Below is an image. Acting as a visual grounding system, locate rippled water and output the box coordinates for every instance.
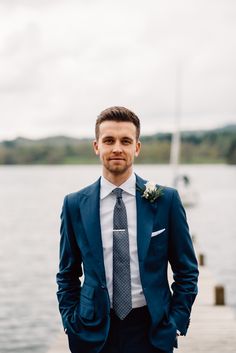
[0,165,235,353]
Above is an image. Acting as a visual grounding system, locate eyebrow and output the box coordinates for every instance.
[102,136,134,141]
[102,135,114,139]
[122,137,134,142]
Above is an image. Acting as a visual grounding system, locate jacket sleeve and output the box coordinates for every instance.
[56,195,82,331]
[168,189,199,335]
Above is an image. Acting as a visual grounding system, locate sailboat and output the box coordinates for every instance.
[170,65,198,208]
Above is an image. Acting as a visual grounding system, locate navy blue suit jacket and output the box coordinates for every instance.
[56,174,199,353]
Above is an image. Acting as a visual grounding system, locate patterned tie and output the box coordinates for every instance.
[112,188,132,320]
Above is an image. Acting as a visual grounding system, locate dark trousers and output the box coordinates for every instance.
[100,306,173,353]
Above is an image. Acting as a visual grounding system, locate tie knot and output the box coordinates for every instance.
[112,188,123,199]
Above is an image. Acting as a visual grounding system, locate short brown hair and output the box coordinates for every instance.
[95,106,140,140]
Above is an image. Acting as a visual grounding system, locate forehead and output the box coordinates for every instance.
[98,120,137,138]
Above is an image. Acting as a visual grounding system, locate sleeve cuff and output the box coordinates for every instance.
[176,329,181,336]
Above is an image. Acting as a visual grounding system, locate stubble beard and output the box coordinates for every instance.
[105,160,132,176]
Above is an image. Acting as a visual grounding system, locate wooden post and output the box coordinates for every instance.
[215,285,225,305]
[199,253,205,266]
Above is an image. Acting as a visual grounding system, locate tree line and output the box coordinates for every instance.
[0,125,235,165]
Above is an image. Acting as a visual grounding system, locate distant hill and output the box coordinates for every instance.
[6,135,88,146]
[0,124,235,164]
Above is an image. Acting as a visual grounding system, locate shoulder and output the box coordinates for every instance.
[154,185,179,208]
[64,177,101,207]
[160,185,177,199]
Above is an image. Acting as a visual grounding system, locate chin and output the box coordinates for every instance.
[111,168,126,174]
[108,165,128,174]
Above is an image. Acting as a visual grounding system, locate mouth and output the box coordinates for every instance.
[109,158,125,161]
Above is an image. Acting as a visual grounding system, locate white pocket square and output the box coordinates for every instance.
[151,228,166,237]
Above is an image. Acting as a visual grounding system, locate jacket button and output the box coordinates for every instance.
[101,284,106,289]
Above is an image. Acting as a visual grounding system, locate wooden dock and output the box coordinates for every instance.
[48,264,236,353]
[47,331,68,353]
[177,265,236,352]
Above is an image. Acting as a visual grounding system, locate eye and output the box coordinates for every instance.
[122,139,132,145]
[104,138,114,144]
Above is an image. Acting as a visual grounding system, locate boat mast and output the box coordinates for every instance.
[170,64,182,187]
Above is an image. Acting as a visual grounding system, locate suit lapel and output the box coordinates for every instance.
[79,178,106,281]
[79,174,159,280]
[136,174,156,262]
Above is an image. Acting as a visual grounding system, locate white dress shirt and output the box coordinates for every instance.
[100,173,146,308]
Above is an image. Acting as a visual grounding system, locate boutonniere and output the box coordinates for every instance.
[137,181,164,203]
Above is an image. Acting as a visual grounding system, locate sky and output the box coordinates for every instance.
[0,0,236,140]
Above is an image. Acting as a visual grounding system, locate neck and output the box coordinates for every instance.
[102,168,133,186]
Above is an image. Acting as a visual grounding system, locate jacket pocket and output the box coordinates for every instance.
[79,284,95,320]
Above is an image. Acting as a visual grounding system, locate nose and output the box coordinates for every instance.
[112,141,123,153]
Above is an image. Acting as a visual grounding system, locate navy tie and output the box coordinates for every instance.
[112,188,132,320]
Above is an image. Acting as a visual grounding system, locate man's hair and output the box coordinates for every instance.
[95,106,140,140]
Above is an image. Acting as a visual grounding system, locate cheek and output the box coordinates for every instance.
[99,149,109,159]
[130,147,138,157]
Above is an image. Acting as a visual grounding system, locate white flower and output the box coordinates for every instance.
[138,181,164,203]
[144,181,156,192]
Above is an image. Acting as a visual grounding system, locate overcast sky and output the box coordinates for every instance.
[0,0,236,140]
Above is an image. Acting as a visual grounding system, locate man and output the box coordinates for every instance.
[56,106,199,353]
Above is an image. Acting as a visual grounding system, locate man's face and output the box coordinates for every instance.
[93,120,141,178]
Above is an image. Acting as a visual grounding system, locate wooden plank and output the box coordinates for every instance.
[178,265,236,353]
[47,332,68,353]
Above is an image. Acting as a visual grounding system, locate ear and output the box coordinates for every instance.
[93,140,99,155]
[135,140,141,157]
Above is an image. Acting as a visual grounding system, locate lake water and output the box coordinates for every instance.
[0,165,235,353]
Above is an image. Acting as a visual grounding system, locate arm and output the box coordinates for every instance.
[56,195,83,331]
[168,190,199,335]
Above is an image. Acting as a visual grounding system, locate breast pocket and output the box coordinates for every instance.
[149,228,168,257]
[151,228,166,237]
[79,284,95,320]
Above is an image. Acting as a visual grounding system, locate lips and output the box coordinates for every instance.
[109,158,125,161]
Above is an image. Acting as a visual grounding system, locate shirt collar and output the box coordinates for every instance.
[100,173,136,200]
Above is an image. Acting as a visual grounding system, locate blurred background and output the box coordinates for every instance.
[0,1,235,352]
